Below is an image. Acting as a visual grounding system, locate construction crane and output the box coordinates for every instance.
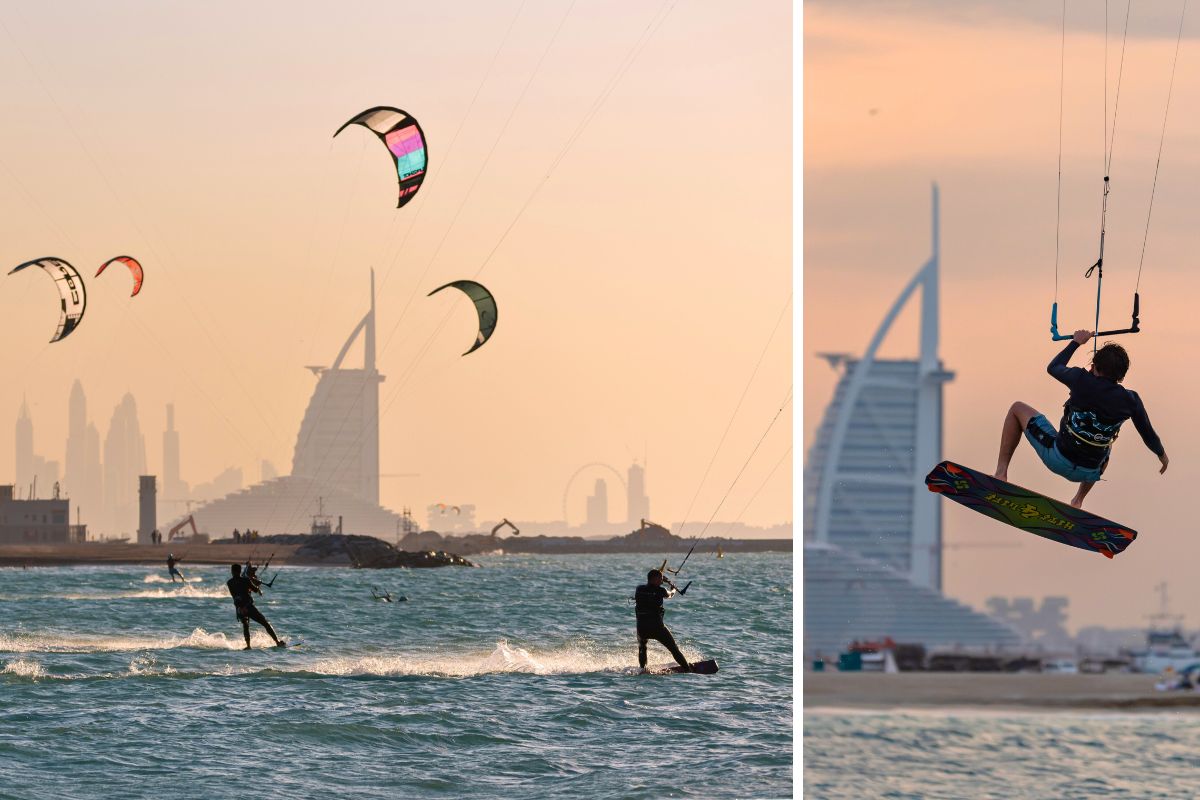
[490,518,520,537]
[169,515,199,541]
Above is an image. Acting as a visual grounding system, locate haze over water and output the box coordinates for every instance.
[0,554,792,798]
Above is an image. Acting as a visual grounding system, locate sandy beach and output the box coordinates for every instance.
[805,672,1200,711]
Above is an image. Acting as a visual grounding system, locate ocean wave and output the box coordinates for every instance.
[0,627,276,654]
[302,640,699,678]
[142,575,204,584]
[2,658,46,679]
[56,585,228,600]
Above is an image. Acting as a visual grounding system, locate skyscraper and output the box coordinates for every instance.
[805,186,952,590]
[586,478,609,528]
[803,185,1020,657]
[15,398,32,492]
[626,462,650,525]
[65,382,86,488]
[83,422,102,526]
[163,403,184,500]
[291,270,383,504]
[15,398,60,500]
[65,381,102,527]
[159,273,405,539]
[103,393,147,535]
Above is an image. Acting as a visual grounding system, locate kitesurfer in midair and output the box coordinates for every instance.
[226,563,285,649]
[166,553,185,583]
[993,329,1168,508]
[634,569,690,673]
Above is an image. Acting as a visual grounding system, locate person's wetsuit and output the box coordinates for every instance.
[1044,340,1165,470]
[166,556,184,583]
[226,574,281,648]
[634,583,688,671]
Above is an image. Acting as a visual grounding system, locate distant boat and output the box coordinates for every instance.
[1128,583,1200,673]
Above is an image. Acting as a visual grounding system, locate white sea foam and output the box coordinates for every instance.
[0,627,274,654]
[2,658,46,678]
[143,574,204,584]
[58,585,227,600]
[304,640,685,678]
[127,654,177,676]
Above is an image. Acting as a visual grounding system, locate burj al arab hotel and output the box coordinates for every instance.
[803,186,1021,658]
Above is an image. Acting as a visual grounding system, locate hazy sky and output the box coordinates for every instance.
[805,1,1200,629]
[0,2,792,533]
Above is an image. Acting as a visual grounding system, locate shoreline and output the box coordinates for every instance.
[0,543,303,567]
[804,672,1200,711]
[0,542,793,566]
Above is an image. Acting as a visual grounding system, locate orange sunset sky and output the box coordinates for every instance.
[805,1,1200,630]
[0,3,792,534]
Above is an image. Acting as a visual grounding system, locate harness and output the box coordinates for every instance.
[1064,405,1123,449]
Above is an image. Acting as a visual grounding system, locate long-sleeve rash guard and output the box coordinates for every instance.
[1047,341,1164,469]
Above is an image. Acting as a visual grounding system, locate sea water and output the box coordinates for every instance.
[0,553,792,799]
[805,707,1200,799]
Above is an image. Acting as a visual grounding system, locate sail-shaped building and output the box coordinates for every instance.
[803,186,1022,656]
[163,273,403,538]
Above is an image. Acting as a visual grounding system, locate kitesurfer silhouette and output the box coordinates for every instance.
[227,563,284,649]
[634,569,690,673]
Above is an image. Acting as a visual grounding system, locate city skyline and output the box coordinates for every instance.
[11,381,788,538]
[9,274,788,538]
[0,0,791,536]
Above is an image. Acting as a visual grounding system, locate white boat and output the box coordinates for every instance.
[1129,629,1200,674]
[1128,583,1200,673]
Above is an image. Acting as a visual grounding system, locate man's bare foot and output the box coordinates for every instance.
[993,470,1008,482]
[1069,497,1084,509]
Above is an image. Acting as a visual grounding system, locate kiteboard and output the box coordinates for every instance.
[653,659,719,675]
[925,461,1137,558]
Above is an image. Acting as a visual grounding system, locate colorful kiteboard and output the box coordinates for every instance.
[925,461,1137,558]
[654,659,719,675]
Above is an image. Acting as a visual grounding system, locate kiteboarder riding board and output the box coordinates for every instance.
[926,461,1136,558]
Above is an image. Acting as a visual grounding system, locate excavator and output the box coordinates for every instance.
[168,515,199,542]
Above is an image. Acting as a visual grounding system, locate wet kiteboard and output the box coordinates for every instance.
[654,659,719,675]
[925,461,1137,558]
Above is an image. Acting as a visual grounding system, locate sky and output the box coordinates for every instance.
[804,0,1200,630]
[0,1,792,536]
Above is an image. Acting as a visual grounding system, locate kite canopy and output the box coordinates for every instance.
[334,106,428,208]
[95,255,144,297]
[8,257,87,343]
[427,280,497,356]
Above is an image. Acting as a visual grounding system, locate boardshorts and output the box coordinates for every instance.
[1024,414,1106,483]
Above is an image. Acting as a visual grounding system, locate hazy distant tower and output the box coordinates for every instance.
[65,382,87,497]
[162,404,186,499]
[103,393,148,535]
[84,422,102,522]
[138,475,157,545]
[65,381,103,529]
[291,271,383,503]
[586,478,609,529]
[626,462,650,525]
[14,399,60,499]
[14,398,32,492]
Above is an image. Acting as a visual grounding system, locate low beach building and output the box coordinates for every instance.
[0,485,86,544]
[804,543,1022,659]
